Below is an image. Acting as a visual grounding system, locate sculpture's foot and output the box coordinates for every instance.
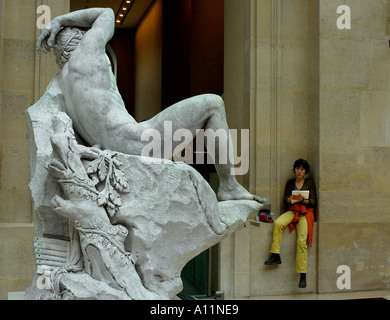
[208,214,227,235]
[217,182,268,204]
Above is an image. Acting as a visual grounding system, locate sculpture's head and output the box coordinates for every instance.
[53,27,86,69]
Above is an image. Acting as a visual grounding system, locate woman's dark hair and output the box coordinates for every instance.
[293,159,310,175]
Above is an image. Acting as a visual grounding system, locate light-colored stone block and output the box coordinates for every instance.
[234,226,250,273]
[2,0,37,41]
[319,90,361,145]
[0,0,70,299]
[0,224,35,300]
[0,139,30,190]
[2,39,35,92]
[359,90,390,148]
[280,41,307,91]
[320,0,388,40]
[280,0,307,42]
[320,37,371,89]
[318,222,390,293]
[8,291,25,300]
[0,187,32,224]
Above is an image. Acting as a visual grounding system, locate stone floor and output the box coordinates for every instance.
[234,290,390,300]
[9,289,390,300]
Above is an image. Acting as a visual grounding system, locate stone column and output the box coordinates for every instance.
[222,0,390,298]
[222,0,320,298]
[317,0,390,293]
[0,0,69,299]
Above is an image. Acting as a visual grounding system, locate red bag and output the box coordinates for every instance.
[257,210,274,223]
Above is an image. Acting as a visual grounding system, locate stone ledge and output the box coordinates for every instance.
[248,221,318,297]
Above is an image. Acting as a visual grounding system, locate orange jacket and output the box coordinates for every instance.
[287,203,315,247]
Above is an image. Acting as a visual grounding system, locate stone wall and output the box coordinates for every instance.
[318,0,390,293]
[222,0,390,298]
[1,0,390,300]
[0,0,69,300]
[222,0,320,298]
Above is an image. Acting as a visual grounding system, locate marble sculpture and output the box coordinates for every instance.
[24,8,265,300]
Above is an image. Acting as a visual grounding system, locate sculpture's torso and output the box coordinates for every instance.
[58,39,137,152]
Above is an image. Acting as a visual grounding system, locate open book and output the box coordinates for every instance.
[291,190,310,204]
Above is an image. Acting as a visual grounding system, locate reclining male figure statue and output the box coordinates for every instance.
[37,8,265,204]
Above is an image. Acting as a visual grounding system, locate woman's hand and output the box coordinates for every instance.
[291,194,304,202]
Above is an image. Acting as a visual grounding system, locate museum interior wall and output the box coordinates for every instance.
[221,0,320,298]
[109,29,136,117]
[134,0,162,121]
[0,0,70,300]
[222,0,390,298]
[111,0,224,121]
[317,0,390,293]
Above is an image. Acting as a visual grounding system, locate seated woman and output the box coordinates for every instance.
[264,159,317,288]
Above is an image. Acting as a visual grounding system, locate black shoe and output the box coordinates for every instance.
[298,274,307,288]
[264,253,281,265]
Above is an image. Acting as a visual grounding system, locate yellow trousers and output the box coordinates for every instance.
[270,211,308,273]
